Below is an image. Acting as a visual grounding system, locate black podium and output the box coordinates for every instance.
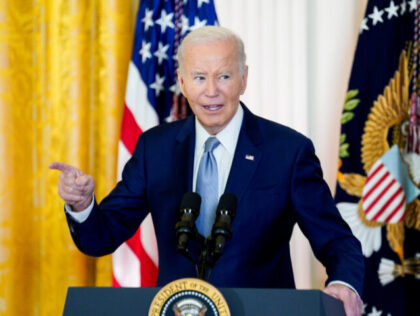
[63,286,345,315]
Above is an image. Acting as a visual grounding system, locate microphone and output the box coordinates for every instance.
[175,192,201,253]
[211,193,237,256]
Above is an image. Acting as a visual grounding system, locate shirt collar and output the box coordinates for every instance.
[195,104,244,154]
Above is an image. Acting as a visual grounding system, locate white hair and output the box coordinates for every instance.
[177,26,246,75]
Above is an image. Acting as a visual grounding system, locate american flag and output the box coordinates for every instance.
[112,0,218,287]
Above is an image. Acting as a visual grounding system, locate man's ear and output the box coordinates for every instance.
[176,68,185,96]
[240,65,249,95]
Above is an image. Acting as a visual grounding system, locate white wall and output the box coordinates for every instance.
[214,0,368,289]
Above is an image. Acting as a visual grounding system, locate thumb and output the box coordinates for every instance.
[75,174,91,186]
[323,287,339,299]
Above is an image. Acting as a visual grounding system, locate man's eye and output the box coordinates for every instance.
[194,76,205,81]
[220,75,230,80]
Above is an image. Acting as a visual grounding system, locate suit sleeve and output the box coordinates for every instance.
[290,138,364,295]
[66,135,150,257]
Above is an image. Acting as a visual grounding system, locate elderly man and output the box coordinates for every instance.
[50,26,363,316]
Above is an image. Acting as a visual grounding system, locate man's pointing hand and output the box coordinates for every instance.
[49,162,94,212]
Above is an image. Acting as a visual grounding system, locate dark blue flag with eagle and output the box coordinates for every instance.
[335,0,420,315]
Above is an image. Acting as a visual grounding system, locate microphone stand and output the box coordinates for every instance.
[180,229,230,281]
[198,235,222,280]
[197,238,209,279]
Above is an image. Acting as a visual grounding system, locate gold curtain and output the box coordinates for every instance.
[0,0,139,314]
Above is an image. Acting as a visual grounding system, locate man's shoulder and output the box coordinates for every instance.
[248,110,310,146]
[141,116,193,141]
[259,116,304,136]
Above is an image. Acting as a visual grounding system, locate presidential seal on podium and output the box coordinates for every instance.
[148,278,230,316]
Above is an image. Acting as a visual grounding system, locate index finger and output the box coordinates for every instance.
[49,162,77,175]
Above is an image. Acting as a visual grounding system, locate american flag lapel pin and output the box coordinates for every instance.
[245,154,254,161]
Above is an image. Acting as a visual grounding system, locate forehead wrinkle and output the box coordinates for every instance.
[187,58,236,76]
[190,68,231,76]
[192,71,206,75]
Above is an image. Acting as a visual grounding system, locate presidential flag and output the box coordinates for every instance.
[113,0,218,287]
[335,0,420,315]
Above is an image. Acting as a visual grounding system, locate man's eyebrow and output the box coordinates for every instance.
[192,71,206,76]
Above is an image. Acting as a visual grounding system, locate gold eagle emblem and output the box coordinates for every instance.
[337,50,420,265]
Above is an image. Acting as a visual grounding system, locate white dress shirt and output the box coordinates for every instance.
[192,104,243,197]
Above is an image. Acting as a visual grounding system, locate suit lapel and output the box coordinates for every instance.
[173,116,196,194]
[173,105,263,202]
[225,105,263,203]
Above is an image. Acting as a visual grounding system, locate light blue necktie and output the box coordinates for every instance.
[196,137,220,237]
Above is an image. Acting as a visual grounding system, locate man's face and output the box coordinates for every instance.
[177,38,248,135]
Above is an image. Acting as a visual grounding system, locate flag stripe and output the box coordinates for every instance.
[371,183,402,221]
[125,61,159,131]
[140,213,159,266]
[363,167,389,202]
[117,141,132,181]
[366,161,383,182]
[112,274,121,287]
[120,105,143,154]
[364,176,395,214]
[138,225,159,285]
[125,227,142,254]
[363,176,396,212]
[112,242,141,287]
[386,201,406,223]
[370,185,402,221]
[384,194,406,223]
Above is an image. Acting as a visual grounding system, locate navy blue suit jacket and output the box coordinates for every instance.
[66,105,364,293]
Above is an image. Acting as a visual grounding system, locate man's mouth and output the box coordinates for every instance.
[203,104,223,111]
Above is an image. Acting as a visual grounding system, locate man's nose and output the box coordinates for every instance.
[205,79,218,97]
